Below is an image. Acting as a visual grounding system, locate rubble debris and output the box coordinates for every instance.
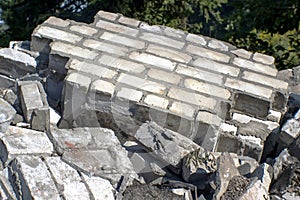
[0,98,16,133]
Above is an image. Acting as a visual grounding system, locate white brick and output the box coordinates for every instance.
[220,123,237,135]
[139,22,163,33]
[168,87,216,110]
[100,32,145,49]
[51,42,97,60]
[34,26,82,43]
[70,25,97,36]
[96,10,119,21]
[164,27,185,39]
[45,157,90,200]
[186,45,231,63]
[83,39,128,56]
[253,52,275,65]
[44,16,70,27]
[144,94,169,109]
[82,174,116,200]
[129,52,176,71]
[192,57,240,77]
[186,33,206,45]
[117,87,143,102]
[231,49,252,59]
[146,44,192,63]
[169,102,196,118]
[208,39,229,51]
[98,55,145,73]
[140,32,185,49]
[242,71,288,90]
[96,20,138,36]
[91,80,115,96]
[233,57,277,77]
[184,79,231,99]
[225,78,273,99]
[196,111,222,126]
[267,110,282,123]
[148,68,181,84]
[69,59,117,79]
[66,72,91,89]
[176,64,223,85]
[118,73,166,94]
[118,16,140,27]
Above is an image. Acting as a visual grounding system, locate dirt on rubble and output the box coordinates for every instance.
[220,175,251,200]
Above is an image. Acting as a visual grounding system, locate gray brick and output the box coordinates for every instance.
[129,52,176,71]
[118,16,140,27]
[96,10,119,21]
[98,55,145,73]
[233,57,277,77]
[164,27,186,39]
[208,39,229,51]
[44,16,70,27]
[193,57,240,77]
[184,78,231,99]
[90,79,115,101]
[186,33,206,45]
[140,32,185,49]
[70,25,97,36]
[69,59,117,79]
[45,157,90,200]
[186,45,231,63]
[225,78,273,99]
[242,71,288,90]
[116,87,143,102]
[168,87,216,110]
[83,39,128,56]
[148,68,181,84]
[100,32,145,49]
[253,52,275,65]
[176,64,223,85]
[231,49,252,59]
[117,73,166,94]
[169,101,196,118]
[144,94,169,109]
[33,26,82,44]
[146,44,192,63]
[96,20,139,36]
[51,42,97,60]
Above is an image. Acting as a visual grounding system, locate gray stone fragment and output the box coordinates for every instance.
[19,81,50,131]
[239,179,269,200]
[0,75,15,89]
[279,109,300,146]
[251,163,273,191]
[9,156,60,200]
[0,167,17,200]
[0,98,16,133]
[134,121,200,174]
[237,156,259,176]
[0,48,36,78]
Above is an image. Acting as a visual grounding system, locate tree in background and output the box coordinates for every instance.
[0,0,299,70]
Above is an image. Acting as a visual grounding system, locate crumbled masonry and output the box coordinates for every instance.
[0,10,299,199]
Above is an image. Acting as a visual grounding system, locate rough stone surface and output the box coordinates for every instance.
[0,98,16,133]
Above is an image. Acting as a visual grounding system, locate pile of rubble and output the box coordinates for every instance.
[0,10,299,199]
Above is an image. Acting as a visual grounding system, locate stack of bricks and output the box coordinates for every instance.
[31,10,289,161]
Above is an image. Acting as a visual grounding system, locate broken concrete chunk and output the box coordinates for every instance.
[0,126,53,169]
[251,163,273,191]
[0,98,16,133]
[0,48,36,78]
[279,109,300,146]
[0,167,17,200]
[19,81,50,131]
[9,156,60,200]
[134,121,201,174]
[237,156,259,176]
[239,179,269,200]
[0,75,15,89]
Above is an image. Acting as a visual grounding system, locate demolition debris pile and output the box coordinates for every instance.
[0,10,299,200]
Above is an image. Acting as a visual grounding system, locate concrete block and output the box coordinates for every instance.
[192,57,240,77]
[143,95,169,109]
[99,55,145,73]
[216,134,242,153]
[83,39,128,56]
[70,25,97,36]
[96,20,138,36]
[238,135,263,161]
[0,48,36,78]
[280,117,300,145]
[118,73,166,94]
[239,180,269,200]
[233,57,277,76]
[251,163,273,191]
[253,52,275,65]
[169,102,196,119]
[0,98,16,133]
[118,16,141,27]
[19,81,50,131]
[129,52,176,71]
[0,75,15,89]
[45,157,90,200]
[186,33,207,45]
[186,45,231,63]
[44,16,70,27]
[82,174,116,200]
[0,126,53,168]
[208,39,229,51]
[9,156,60,200]
[164,27,186,39]
[100,32,145,49]
[168,87,216,110]
[0,168,17,199]
[139,22,163,33]
[140,32,185,49]
[184,78,231,99]
[231,48,252,59]
[266,110,282,123]
[148,68,182,85]
[134,122,200,174]
[116,87,143,102]
[225,78,273,99]
[90,79,115,101]
[96,10,119,21]
[146,44,192,63]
